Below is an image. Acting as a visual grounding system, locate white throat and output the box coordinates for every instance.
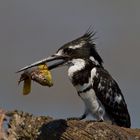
[68,59,85,80]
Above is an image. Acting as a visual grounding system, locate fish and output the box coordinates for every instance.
[18,64,53,95]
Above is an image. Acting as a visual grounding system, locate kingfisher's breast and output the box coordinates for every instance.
[79,88,99,111]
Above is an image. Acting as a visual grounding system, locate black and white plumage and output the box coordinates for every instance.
[68,58,130,127]
[17,30,131,128]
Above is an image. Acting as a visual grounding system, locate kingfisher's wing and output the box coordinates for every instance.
[92,67,131,128]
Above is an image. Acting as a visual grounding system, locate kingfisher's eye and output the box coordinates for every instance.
[64,48,72,54]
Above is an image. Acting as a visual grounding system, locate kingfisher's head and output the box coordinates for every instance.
[17,30,103,73]
[55,30,103,65]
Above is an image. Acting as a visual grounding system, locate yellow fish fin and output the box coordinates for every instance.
[23,78,31,95]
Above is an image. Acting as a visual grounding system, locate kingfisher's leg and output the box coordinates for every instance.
[86,105,105,123]
[67,109,89,120]
[97,105,105,121]
[79,112,87,120]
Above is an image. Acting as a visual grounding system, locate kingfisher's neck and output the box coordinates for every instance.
[68,58,97,70]
[68,59,95,84]
[68,59,86,72]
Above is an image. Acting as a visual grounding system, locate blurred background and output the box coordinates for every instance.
[0,1,139,128]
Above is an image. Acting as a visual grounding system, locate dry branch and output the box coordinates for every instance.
[0,109,139,140]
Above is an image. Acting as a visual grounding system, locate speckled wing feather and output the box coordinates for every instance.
[92,67,131,128]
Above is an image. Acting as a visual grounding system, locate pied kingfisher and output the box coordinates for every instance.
[17,30,131,128]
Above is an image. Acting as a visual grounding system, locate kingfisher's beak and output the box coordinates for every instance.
[16,54,69,73]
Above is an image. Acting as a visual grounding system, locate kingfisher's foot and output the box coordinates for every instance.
[67,113,87,121]
[98,119,103,122]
